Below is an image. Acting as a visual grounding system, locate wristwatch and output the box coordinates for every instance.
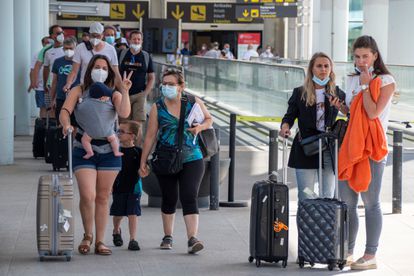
[361,84,369,91]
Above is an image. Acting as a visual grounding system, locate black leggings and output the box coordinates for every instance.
[156,159,205,216]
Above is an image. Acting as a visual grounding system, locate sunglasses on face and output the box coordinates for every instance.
[117,129,133,135]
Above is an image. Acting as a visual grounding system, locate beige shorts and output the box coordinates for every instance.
[128,92,147,122]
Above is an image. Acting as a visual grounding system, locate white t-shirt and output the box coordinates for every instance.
[260,51,274,58]
[73,42,118,83]
[345,74,396,137]
[315,88,326,131]
[44,47,64,85]
[30,53,43,91]
[242,49,259,61]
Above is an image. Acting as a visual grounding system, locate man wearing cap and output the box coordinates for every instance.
[63,22,122,91]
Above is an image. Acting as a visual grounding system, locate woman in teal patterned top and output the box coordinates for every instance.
[139,68,213,254]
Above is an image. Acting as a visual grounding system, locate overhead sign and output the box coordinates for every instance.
[57,1,149,21]
[167,2,297,23]
[237,0,297,3]
[235,4,297,19]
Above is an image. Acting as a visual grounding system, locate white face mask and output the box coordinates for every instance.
[90,38,101,47]
[91,68,108,83]
[56,34,64,44]
[64,49,75,58]
[130,44,142,52]
[266,49,271,53]
[202,46,206,50]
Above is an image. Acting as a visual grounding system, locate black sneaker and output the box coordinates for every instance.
[128,239,140,251]
[112,229,123,247]
[187,237,204,254]
[160,235,173,250]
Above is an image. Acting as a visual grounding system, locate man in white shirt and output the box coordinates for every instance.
[43,26,65,93]
[260,45,274,58]
[204,42,221,59]
[242,44,259,61]
[63,22,122,91]
[223,43,235,60]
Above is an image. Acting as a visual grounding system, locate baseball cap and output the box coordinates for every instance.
[89,22,104,34]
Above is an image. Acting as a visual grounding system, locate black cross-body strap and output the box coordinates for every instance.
[176,96,187,150]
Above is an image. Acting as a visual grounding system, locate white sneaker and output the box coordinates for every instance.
[351,257,377,270]
[345,255,353,266]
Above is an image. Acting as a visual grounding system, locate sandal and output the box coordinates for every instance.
[95,241,112,255]
[78,233,93,255]
[112,228,123,247]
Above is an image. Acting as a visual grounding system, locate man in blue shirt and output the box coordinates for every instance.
[50,37,81,123]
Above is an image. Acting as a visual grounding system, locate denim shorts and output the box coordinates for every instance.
[35,90,46,108]
[72,147,122,172]
[110,193,142,216]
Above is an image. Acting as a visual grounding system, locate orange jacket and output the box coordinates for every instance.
[338,77,388,192]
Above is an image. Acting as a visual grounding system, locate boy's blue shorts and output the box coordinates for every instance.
[110,193,142,216]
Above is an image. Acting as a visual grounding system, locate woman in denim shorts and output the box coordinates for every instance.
[60,54,133,255]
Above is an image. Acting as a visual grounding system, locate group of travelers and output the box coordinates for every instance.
[30,20,394,270]
[280,35,395,270]
[30,21,208,256]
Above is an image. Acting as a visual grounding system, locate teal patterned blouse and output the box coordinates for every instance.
[156,98,203,163]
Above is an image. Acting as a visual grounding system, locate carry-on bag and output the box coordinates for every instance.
[51,127,69,171]
[297,138,348,271]
[248,138,289,268]
[37,128,74,261]
[33,117,46,158]
[44,112,57,164]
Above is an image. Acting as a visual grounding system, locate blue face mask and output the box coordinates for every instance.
[312,76,330,86]
[105,36,115,44]
[161,85,178,99]
[355,66,374,74]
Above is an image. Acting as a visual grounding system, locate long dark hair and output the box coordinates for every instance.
[352,35,391,75]
[83,54,115,91]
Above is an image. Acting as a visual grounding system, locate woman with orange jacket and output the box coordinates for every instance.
[339,36,396,270]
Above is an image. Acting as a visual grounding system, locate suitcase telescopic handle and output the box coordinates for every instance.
[319,137,339,199]
[67,128,73,179]
[282,136,288,185]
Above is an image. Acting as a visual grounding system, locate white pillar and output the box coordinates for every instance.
[314,0,348,61]
[14,0,31,135]
[363,0,389,62]
[0,0,14,164]
[30,0,49,118]
[387,0,414,65]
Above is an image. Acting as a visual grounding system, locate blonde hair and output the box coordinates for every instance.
[302,52,336,106]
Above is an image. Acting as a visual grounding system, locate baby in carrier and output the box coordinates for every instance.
[81,82,123,159]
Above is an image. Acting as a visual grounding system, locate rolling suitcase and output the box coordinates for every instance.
[249,138,289,268]
[37,129,74,261]
[33,118,46,158]
[297,138,348,271]
[44,112,57,164]
[51,127,69,171]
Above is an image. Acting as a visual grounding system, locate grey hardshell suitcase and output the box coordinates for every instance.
[36,129,74,261]
[297,138,348,271]
[249,138,289,268]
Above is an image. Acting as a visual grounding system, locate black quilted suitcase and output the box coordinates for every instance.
[249,139,289,268]
[297,139,348,271]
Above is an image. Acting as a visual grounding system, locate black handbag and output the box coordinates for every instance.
[299,132,329,157]
[198,128,219,158]
[151,97,187,175]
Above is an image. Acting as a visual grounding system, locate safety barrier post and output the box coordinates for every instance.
[220,113,248,207]
[392,130,403,214]
[268,129,278,175]
[209,128,220,210]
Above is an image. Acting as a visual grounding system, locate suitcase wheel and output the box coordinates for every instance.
[282,259,287,268]
[39,256,45,262]
[248,256,254,263]
[328,263,335,271]
[53,166,56,171]
[338,262,344,270]
[66,256,71,262]
[310,262,315,267]
[255,259,261,267]
[298,257,305,268]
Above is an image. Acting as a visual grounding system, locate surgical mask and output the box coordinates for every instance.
[64,49,75,58]
[105,36,115,44]
[312,75,330,86]
[355,65,374,74]
[161,85,178,99]
[130,43,142,52]
[266,49,271,53]
[56,33,64,44]
[202,46,206,50]
[91,68,108,83]
[116,31,121,39]
[90,38,101,47]
[224,48,229,53]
